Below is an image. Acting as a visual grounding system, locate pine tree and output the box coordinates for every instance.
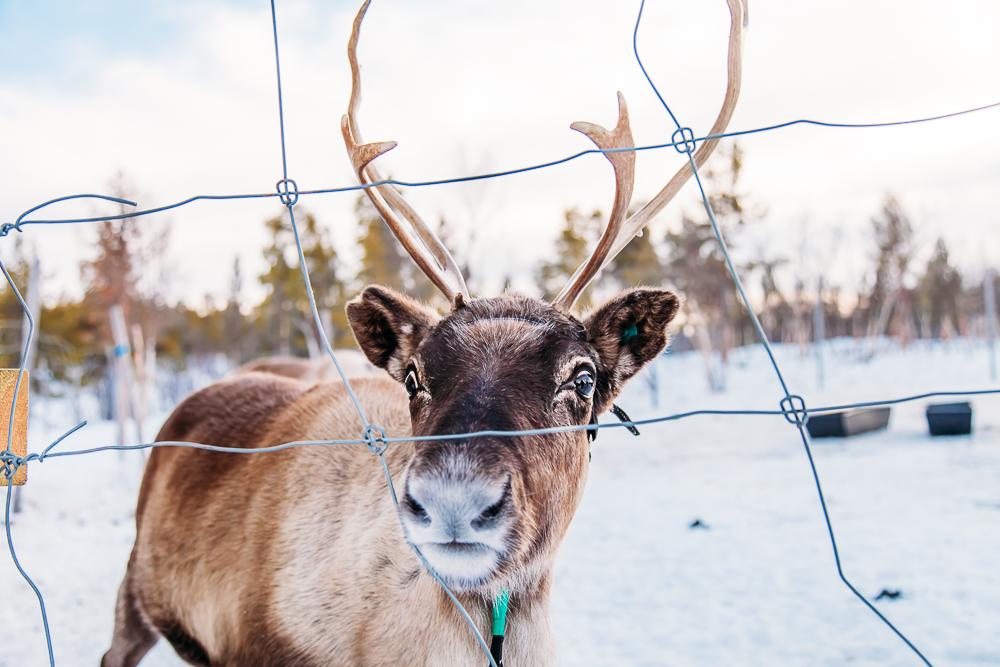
[79,173,170,383]
[355,195,408,292]
[258,209,347,354]
[607,225,663,289]
[744,252,789,339]
[224,257,246,362]
[661,142,761,390]
[867,195,915,338]
[298,212,351,348]
[258,214,297,354]
[82,204,141,330]
[916,238,963,338]
[537,208,601,308]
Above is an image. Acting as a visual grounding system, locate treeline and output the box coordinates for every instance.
[536,145,995,390]
[541,145,992,329]
[1,146,997,396]
[0,193,443,394]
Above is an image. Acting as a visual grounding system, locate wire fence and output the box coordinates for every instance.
[2,1,998,665]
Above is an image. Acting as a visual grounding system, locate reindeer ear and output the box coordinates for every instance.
[585,288,680,413]
[346,286,438,381]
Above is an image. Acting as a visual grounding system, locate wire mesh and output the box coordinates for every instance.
[2,1,998,665]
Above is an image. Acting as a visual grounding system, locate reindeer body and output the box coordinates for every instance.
[106,371,554,666]
[103,0,745,662]
[232,351,377,383]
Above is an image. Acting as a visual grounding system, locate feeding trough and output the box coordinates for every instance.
[806,406,891,439]
[925,402,972,436]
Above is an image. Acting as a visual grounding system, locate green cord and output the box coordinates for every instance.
[491,589,510,637]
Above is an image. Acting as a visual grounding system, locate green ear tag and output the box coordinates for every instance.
[622,323,638,343]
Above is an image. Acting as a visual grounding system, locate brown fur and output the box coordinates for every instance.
[103,287,677,666]
[232,351,377,383]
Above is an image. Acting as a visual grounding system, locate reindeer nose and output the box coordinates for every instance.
[402,474,512,540]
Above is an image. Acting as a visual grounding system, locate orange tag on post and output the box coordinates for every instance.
[0,369,29,486]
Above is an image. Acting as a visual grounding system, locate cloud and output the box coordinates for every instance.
[2,0,998,307]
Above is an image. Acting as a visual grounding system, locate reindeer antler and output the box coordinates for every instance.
[552,93,636,310]
[553,0,748,311]
[342,0,469,306]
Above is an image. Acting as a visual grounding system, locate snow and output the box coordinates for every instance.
[1,341,998,666]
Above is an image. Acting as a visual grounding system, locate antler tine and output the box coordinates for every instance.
[552,92,636,311]
[342,0,469,304]
[554,0,747,310]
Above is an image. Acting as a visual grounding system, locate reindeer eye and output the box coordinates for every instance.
[573,370,595,399]
[404,369,421,399]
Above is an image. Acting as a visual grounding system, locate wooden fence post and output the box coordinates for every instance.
[0,369,29,487]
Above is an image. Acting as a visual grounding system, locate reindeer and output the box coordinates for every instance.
[232,351,378,383]
[101,1,745,665]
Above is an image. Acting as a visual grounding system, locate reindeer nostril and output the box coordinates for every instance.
[472,481,511,530]
[477,500,504,523]
[403,490,431,526]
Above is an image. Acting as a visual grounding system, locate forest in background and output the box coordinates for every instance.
[1,144,996,403]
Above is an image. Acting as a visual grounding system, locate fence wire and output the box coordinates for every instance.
[1,0,998,665]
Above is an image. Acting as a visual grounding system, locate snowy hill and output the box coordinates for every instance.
[2,341,998,666]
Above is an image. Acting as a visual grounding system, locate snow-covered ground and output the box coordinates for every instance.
[2,340,998,666]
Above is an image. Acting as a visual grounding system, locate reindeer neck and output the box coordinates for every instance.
[377,547,557,667]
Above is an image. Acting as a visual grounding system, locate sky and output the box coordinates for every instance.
[1,0,998,308]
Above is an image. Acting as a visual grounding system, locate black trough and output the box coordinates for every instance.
[806,406,891,439]
[925,402,972,436]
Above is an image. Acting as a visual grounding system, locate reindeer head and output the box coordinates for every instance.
[348,285,678,589]
[342,0,745,592]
